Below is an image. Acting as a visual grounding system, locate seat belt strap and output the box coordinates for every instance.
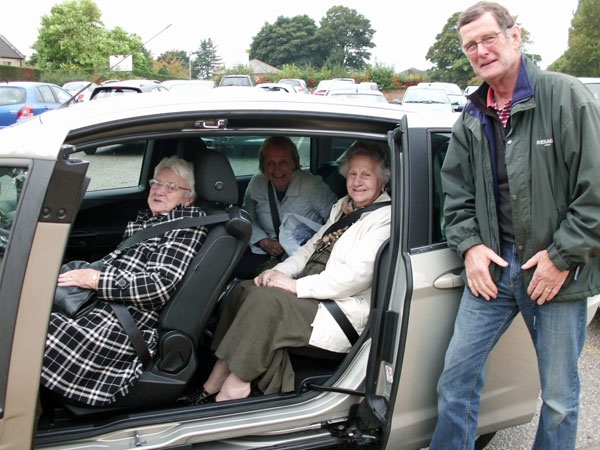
[322,300,359,346]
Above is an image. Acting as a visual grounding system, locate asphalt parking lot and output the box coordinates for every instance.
[486,311,600,449]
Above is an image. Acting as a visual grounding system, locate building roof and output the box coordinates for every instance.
[0,35,25,60]
[249,59,280,74]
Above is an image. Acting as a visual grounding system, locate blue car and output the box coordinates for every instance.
[0,81,72,129]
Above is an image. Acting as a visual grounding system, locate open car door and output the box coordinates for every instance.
[352,120,540,450]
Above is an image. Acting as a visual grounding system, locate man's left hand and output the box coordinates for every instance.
[255,269,297,294]
[522,250,569,305]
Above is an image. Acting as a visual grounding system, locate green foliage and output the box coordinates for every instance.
[316,6,375,71]
[0,66,40,82]
[425,12,474,87]
[192,38,223,79]
[250,15,322,68]
[551,0,600,76]
[32,0,105,70]
[365,64,395,91]
[31,0,153,77]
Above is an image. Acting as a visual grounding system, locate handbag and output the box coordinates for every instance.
[52,260,105,319]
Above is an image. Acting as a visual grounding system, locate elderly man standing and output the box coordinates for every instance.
[430,2,600,449]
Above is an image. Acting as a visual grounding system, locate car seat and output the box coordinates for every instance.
[62,150,252,415]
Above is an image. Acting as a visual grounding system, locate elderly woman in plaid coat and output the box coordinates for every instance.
[41,156,207,407]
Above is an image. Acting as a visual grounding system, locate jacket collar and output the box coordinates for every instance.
[467,56,535,115]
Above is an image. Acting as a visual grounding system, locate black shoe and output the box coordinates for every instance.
[177,388,218,405]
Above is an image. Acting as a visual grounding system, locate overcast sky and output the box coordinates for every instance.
[2,0,579,72]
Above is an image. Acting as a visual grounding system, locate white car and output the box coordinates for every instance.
[395,86,455,113]
[419,81,467,111]
[579,77,600,104]
[0,91,597,449]
[255,82,297,93]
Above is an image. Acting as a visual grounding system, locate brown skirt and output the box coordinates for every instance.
[212,280,319,394]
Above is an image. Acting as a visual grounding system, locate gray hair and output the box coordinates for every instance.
[458,1,516,36]
[338,141,391,186]
[153,155,196,200]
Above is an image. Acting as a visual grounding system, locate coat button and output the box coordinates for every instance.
[512,195,518,201]
[518,245,524,251]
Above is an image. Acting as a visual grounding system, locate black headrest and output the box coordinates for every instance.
[194,150,238,205]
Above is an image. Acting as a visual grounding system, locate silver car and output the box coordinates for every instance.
[0,91,597,449]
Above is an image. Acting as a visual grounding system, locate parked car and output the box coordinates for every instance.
[62,81,98,103]
[90,79,168,100]
[579,77,600,104]
[279,78,309,94]
[464,85,480,96]
[359,81,379,91]
[325,88,389,105]
[1,91,598,449]
[0,81,72,129]
[164,79,216,92]
[255,82,297,93]
[218,74,254,87]
[394,86,455,113]
[314,79,356,96]
[418,82,467,111]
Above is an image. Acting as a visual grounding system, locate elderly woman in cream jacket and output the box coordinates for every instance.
[200,141,391,402]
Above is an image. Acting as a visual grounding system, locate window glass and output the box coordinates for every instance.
[0,87,26,105]
[36,85,56,103]
[80,141,146,191]
[52,86,72,103]
[430,132,451,244]
[205,136,310,177]
[0,167,28,267]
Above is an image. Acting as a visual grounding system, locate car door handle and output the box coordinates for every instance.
[433,271,465,289]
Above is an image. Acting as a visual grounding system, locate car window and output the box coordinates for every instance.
[36,85,56,103]
[205,136,310,177]
[584,82,600,104]
[430,131,451,244]
[0,87,26,105]
[0,167,28,267]
[52,86,72,103]
[80,141,146,191]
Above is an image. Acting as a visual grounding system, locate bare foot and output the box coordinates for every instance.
[203,359,231,394]
[216,373,251,402]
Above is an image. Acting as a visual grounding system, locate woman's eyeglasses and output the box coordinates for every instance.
[148,179,191,193]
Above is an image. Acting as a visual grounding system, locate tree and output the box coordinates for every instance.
[249,16,321,68]
[156,50,189,79]
[316,6,375,71]
[550,0,600,76]
[31,0,154,74]
[31,0,105,70]
[425,12,474,87]
[192,39,222,79]
[426,12,541,87]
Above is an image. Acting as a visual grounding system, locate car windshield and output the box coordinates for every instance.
[63,82,88,92]
[404,89,449,104]
[330,93,388,104]
[0,87,26,106]
[221,77,250,86]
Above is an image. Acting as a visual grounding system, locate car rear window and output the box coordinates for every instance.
[0,87,26,106]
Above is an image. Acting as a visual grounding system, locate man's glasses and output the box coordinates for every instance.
[148,179,191,193]
[463,31,503,55]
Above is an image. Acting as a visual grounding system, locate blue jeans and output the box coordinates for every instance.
[430,243,587,450]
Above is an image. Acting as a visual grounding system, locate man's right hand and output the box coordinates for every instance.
[464,244,508,300]
[259,238,285,257]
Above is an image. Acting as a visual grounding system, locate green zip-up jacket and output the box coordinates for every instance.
[442,57,600,302]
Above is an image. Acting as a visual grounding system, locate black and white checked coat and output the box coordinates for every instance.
[41,205,207,406]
